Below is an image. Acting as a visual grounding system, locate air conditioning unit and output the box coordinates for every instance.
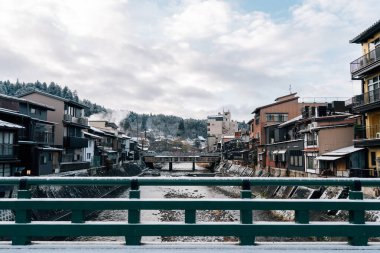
[376,132,380,139]
[64,114,72,122]
[311,122,318,128]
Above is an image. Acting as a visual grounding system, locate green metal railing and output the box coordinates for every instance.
[0,177,380,246]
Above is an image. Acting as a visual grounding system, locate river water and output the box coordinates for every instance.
[73,163,284,243]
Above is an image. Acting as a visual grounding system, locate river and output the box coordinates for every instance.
[73,163,283,243]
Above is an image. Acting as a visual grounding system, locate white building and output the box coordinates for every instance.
[207,111,238,152]
[83,131,102,166]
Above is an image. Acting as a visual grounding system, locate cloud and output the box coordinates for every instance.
[0,0,379,122]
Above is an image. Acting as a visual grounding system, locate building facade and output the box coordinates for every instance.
[207,111,238,152]
[19,90,89,172]
[349,20,380,177]
[0,94,60,175]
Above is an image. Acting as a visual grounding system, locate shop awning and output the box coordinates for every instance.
[278,150,286,154]
[315,156,342,161]
[272,150,279,154]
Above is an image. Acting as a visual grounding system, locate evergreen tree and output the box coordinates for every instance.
[177,119,185,137]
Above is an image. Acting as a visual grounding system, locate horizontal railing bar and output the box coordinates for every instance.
[1,199,380,210]
[1,223,380,237]
[1,177,380,187]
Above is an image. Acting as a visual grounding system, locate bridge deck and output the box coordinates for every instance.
[143,155,221,163]
[1,242,380,253]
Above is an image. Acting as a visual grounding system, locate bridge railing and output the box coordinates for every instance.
[0,177,380,246]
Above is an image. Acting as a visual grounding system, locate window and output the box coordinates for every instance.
[255,114,260,125]
[40,154,47,165]
[0,132,14,156]
[307,156,315,170]
[371,152,376,166]
[290,150,303,167]
[0,164,11,176]
[306,133,317,146]
[368,75,380,103]
[298,156,303,167]
[65,105,82,118]
[87,153,91,159]
[266,113,288,122]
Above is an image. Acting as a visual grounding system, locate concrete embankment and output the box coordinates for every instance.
[0,162,143,222]
[213,161,380,222]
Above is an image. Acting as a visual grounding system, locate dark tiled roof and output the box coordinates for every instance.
[350,20,380,43]
[251,96,299,114]
[0,93,55,111]
[18,90,89,109]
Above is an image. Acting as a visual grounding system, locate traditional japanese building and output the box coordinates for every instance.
[0,94,60,175]
[19,90,89,172]
[349,20,380,177]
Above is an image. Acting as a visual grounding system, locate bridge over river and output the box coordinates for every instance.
[0,176,380,251]
[143,153,221,171]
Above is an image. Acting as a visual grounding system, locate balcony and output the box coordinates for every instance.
[33,132,54,145]
[354,124,380,147]
[351,47,380,78]
[64,136,88,149]
[63,114,88,127]
[351,87,380,113]
[0,144,17,160]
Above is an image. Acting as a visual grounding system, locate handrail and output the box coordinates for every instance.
[0,177,379,246]
[0,176,379,187]
[350,46,380,74]
[1,198,380,210]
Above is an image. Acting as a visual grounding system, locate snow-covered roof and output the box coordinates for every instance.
[278,115,302,128]
[197,136,206,141]
[0,120,24,129]
[90,126,104,134]
[322,145,364,156]
[121,134,131,139]
[222,135,235,139]
[315,156,342,161]
[84,131,102,139]
[36,147,63,151]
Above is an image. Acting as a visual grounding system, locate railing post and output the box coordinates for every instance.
[348,180,367,246]
[13,178,31,245]
[71,210,85,223]
[126,179,141,245]
[240,179,254,245]
[295,210,309,224]
[185,209,196,224]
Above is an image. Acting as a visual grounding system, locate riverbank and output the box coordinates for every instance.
[0,162,144,222]
[213,161,380,223]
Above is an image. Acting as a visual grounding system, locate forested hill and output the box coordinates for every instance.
[120,112,207,139]
[0,80,107,116]
[0,80,208,138]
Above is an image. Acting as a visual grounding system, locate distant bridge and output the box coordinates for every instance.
[142,153,221,171]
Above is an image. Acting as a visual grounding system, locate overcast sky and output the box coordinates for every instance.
[0,0,379,121]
